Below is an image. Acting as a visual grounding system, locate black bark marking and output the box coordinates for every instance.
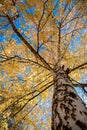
[72,107,76,112]
[69,92,77,99]
[68,98,73,104]
[68,98,74,107]
[71,113,76,120]
[84,111,87,115]
[63,125,72,130]
[65,106,69,114]
[74,105,77,107]
[57,123,62,130]
[67,121,69,125]
[80,111,82,114]
[56,111,63,130]
[76,120,87,130]
[60,103,65,110]
[64,115,69,120]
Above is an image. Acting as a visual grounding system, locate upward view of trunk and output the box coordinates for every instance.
[51,67,87,130]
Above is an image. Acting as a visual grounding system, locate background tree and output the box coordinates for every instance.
[0,0,87,129]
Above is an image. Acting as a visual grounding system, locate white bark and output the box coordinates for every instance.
[51,67,87,130]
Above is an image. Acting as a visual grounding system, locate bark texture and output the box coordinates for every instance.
[51,67,87,130]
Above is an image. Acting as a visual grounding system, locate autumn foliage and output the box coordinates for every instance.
[0,0,87,129]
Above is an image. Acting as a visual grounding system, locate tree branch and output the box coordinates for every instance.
[69,62,87,73]
[62,15,83,28]
[11,81,53,118]
[0,43,8,57]
[39,0,59,31]
[73,84,87,88]
[57,24,61,59]
[0,55,50,69]
[2,74,52,114]
[70,77,87,88]
[5,14,54,73]
[61,1,81,24]
[62,26,87,38]
[37,0,48,52]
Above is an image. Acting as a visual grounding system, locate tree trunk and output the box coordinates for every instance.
[51,67,87,130]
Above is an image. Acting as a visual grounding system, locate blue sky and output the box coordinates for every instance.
[0,1,87,128]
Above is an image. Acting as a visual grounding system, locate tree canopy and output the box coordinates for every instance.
[0,0,87,129]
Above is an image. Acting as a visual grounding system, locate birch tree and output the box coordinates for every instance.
[0,0,87,130]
